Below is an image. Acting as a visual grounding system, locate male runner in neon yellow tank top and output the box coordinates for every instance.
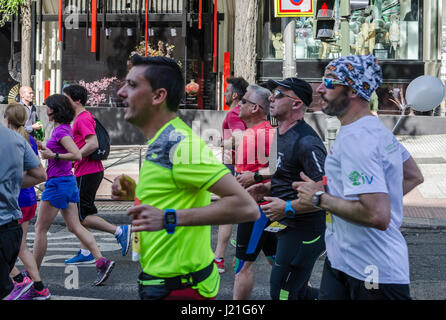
[112,55,259,300]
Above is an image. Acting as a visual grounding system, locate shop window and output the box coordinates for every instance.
[260,0,420,60]
[349,0,419,60]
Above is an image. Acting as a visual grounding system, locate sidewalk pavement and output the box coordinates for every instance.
[46,134,446,230]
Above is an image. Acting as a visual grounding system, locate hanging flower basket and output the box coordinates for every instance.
[186,79,199,96]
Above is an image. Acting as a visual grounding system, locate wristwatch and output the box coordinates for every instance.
[284,201,296,218]
[54,153,60,161]
[254,171,263,183]
[312,191,325,209]
[164,209,177,235]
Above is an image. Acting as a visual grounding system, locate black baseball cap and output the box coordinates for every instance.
[267,78,313,106]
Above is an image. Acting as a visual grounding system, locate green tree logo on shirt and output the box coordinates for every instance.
[349,171,374,186]
[349,171,362,186]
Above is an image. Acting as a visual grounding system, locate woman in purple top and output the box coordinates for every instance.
[34,94,115,286]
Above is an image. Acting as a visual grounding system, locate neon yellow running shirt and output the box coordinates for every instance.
[136,117,230,298]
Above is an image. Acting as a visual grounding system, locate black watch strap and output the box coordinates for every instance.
[254,171,263,183]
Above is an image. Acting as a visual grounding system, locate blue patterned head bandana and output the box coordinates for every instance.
[326,54,382,101]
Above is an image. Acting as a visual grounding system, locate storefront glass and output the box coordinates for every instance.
[261,0,420,61]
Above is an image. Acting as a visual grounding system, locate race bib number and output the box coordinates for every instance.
[326,211,332,224]
[264,221,287,233]
[326,211,333,233]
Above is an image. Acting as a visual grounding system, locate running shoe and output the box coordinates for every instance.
[3,276,33,300]
[230,239,237,248]
[116,225,131,256]
[214,258,225,274]
[93,257,115,286]
[19,286,51,300]
[64,250,95,265]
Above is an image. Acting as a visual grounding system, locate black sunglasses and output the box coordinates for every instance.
[241,98,264,109]
[273,89,301,102]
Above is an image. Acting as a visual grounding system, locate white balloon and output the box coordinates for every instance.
[405,76,445,112]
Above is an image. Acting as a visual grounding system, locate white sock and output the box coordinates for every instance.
[81,249,91,256]
[114,226,123,237]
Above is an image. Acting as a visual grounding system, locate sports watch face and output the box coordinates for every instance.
[165,212,176,225]
[312,194,319,206]
[312,191,324,208]
[254,172,263,183]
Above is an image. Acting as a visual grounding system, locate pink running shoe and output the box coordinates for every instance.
[19,286,51,300]
[3,277,33,300]
[93,257,115,286]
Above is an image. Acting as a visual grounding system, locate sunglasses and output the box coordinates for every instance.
[323,77,347,89]
[272,89,301,102]
[241,98,264,109]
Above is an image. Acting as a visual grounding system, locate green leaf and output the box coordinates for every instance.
[0,0,28,27]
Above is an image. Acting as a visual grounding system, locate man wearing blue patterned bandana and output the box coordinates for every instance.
[293,55,425,300]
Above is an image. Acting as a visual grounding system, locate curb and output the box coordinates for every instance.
[402,217,446,230]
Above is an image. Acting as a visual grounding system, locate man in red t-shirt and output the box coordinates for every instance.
[214,77,249,274]
[232,85,276,300]
[63,85,131,265]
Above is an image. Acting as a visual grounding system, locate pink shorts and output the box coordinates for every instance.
[20,203,37,224]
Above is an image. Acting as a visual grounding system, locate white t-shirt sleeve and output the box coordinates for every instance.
[340,133,388,197]
[399,141,411,162]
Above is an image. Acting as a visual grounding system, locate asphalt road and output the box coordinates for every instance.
[20,222,446,300]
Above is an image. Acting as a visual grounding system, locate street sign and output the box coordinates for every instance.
[274,0,314,17]
[315,0,336,41]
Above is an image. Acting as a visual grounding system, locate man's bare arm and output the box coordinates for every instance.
[294,172,391,231]
[318,192,391,231]
[80,134,99,158]
[402,156,424,196]
[22,165,46,189]
[177,173,259,226]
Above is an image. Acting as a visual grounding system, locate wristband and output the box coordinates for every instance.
[284,201,296,217]
[164,209,177,235]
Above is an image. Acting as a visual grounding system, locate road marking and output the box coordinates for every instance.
[51,296,103,300]
[19,230,122,267]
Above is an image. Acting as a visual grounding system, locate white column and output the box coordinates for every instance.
[283,18,296,78]
[50,22,57,95]
[56,40,62,93]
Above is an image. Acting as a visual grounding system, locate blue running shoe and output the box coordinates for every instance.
[116,225,131,256]
[64,250,95,265]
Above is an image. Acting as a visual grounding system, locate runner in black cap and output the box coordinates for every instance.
[247,77,327,300]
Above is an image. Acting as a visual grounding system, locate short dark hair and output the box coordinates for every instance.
[44,94,75,124]
[226,77,249,100]
[63,84,89,106]
[130,54,184,112]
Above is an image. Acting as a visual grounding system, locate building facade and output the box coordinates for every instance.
[0,0,219,109]
[255,0,443,115]
[0,0,443,114]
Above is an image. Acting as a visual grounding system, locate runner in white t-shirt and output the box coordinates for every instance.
[294,55,424,300]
